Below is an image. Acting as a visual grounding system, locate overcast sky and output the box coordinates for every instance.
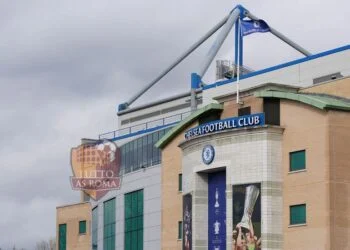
[0,0,349,249]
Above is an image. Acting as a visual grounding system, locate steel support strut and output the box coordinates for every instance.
[190,7,240,112]
[198,8,240,78]
[119,4,312,112]
[119,14,231,111]
[245,12,312,56]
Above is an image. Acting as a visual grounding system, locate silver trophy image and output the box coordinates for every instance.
[238,185,260,230]
[215,188,220,208]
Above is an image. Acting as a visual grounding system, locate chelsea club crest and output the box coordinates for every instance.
[202,145,215,165]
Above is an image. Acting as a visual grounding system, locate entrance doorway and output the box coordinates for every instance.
[208,171,226,250]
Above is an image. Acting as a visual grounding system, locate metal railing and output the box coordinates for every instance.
[99,111,191,140]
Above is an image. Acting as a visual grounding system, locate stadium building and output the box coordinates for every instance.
[56,4,350,250]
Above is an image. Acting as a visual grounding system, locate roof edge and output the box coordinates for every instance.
[204,44,350,90]
[155,103,223,149]
[56,201,91,209]
[254,90,350,111]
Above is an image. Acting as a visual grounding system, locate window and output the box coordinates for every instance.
[121,146,126,174]
[92,207,98,250]
[178,221,183,239]
[120,128,169,175]
[125,142,130,174]
[142,135,148,168]
[264,98,280,125]
[136,137,143,170]
[152,132,159,165]
[290,150,306,172]
[133,139,138,170]
[238,106,251,116]
[178,174,182,192]
[58,224,67,250]
[79,220,86,234]
[199,113,220,125]
[125,190,143,250]
[290,204,306,225]
[104,198,116,250]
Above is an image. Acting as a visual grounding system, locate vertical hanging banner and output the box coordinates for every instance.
[232,183,261,250]
[183,194,192,250]
[208,171,226,250]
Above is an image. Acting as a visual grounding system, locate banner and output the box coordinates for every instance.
[185,113,265,140]
[232,183,261,250]
[240,20,270,36]
[183,194,192,250]
[70,139,122,201]
[208,171,226,250]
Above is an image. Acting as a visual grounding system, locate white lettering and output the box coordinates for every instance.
[209,124,215,132]
[254,116,260,124]
[232,119,237,127]
[105,170,114,178]
[214,122,219,131]
[219,122,224,130]
[247,117,254,125]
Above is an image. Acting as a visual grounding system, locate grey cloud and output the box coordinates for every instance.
[0,0,349,249]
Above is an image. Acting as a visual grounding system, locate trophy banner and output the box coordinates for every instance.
[208,171,226,250]
[232,183,261,250]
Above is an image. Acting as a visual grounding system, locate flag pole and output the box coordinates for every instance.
[236,18,241,104]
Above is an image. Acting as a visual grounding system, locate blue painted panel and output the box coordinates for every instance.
[185,113,265,140]
[208,171,226,250]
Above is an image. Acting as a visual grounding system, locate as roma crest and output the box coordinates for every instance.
[70,139,122,201]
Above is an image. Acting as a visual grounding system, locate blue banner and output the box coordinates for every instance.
[183,194,192,250]
[185,113,265,140]
[241,20,270,36]
[208,171,226,250]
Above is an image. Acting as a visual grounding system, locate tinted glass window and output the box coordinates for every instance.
[290,204,306,225]
[264,98,280,125]
[125,190,143,250]
[290,150,306,172]
[103,198,116,250]
[120,128,169,175]
[238,106,251,116]
[92,207,98,250]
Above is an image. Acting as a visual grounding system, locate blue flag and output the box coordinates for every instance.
[240,19,270,36]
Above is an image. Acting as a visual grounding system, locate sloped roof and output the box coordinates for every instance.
[155,103,223,149]
[255,90,350,111]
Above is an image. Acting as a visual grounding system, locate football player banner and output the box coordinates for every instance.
[183,194,192,250]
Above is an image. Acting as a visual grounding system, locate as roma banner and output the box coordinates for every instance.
[70,139,122,201]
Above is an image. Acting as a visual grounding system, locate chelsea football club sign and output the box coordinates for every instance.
[185,113,265,140]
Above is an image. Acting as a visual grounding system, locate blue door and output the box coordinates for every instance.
[208,171,226,250]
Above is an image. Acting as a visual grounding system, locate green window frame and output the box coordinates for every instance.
[290,204,306,225]
[79,220,87,234]
[178,221,183,239]
[125,189,143,250]
[290,150,306,172]
[104,198,116,250]
[178,174,182,192]
[58,224,67,250]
